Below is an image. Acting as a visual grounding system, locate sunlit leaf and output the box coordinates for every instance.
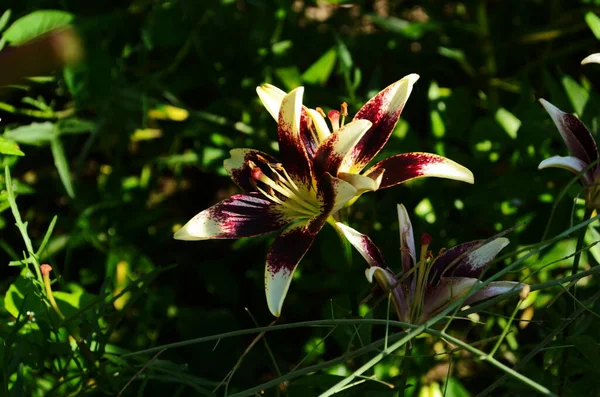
[585,12,600,40]
[3,10,73,45]
[4,122,57,146]
[302,47,337,85]
[0,137,24,156]
[50,137,75,198]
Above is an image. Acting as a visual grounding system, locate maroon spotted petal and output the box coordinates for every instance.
[224,149,281,193]
[540,99,599,165]
[277,88,315,188]
[173,193,289,241]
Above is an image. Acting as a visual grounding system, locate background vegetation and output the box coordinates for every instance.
[2,0,600,395]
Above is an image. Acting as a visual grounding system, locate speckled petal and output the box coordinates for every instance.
[443,238,510,279]
[313,119,373,177]
[174,193,289,240]
[421,277,478,322]
[224,148,281,192]
[539,99,598,165]
[318,172,358,214]
[348,74,419,173]
[364,152,474,189]
[335,222,386,268]
[397,204,416,275]
[278,87,315,187]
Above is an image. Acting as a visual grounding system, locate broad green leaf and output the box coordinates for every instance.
[0,10,11,33]
[4,274,45,319]
[57,118,96,134]
[3,10,73,45]
[0,137,24,156]
[53,284,96,318]
[4,122,57,146]
[274,66,302,91]
[302,47,337,85]
[370,15,437,39]
[50,138,75,198]
[585,12,600,40]
[337,40,353,72]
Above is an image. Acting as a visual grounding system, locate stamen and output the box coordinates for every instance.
[316,107,326,118]
[340,102,348,127]
[328,110,340,131]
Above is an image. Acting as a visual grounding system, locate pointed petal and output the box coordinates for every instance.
[538,155,593,184]
[335,222,386,268]
[429,240,484,284]
[318,172,358,214]
[397,204,416,275]
[421,277,478,322]
[257,84,287,121]
[464,281,524,306]
[582,53,600,65]
[174,193,289,240]
[265,215,326,316]
[224,148,281,192]
[306,108,331,141]
[338,172,382,194]
[445,237,510,279]
[313,119,373,177]
[278,87,314,186]
[539,99,598,164]
[364,152,474,190]
[349,74,420,172]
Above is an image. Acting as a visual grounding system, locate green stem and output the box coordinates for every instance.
[559,207,593,397]
[397,342,413,396]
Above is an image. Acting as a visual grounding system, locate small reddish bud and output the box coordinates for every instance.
[340,102,348,117]
[40,264,53,276]
[328,110,340,130]
[250,167,263,180]
[420,233,433,246]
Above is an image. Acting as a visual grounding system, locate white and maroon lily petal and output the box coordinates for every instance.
[348,74,420,173]
[265,206,332,317]
[335,223,386,268]
[420,277,479,322]
[538,155,594,184]
[464,281,524,306]
[539,99,598,165]
[256,84,287,121]
[313,119,373,177]
[318,172,358,214]
[582,53,600,65]
[440,237,510,280]
[257,84,319,160]
[338,171,383,195]
[277,87,315,187]
[397,204,416,276]
[364,152,474,190]
[173,193,289,241]
[429,240,484,283]
[224,148,282,193]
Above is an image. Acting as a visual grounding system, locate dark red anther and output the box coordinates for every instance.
[420,232,433,246]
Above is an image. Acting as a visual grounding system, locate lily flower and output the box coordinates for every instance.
[336,204,524,324]
[537,99,600,209]
[174,76,474,317]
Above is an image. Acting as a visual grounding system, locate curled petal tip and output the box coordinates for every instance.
[403,73,420,85]
[582,53,600,65]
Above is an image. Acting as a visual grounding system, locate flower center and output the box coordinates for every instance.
[248,156,320,218]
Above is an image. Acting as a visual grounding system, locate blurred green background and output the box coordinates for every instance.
[2,0,600,395]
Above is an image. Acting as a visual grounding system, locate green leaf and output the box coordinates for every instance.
[561,74,589,115]
[495,107,521,139]
[370,15,438,39]
[274,66,302,91]
[569,335,600,374]
[53,284,96,318]
[0,10,12,33]
[3,10,73,45]
[4,274,45,319]
[585,12,600,40]
[302,47,337,85]
[50,138,75,198]
[0,137,24,156]
[4,122,57,146]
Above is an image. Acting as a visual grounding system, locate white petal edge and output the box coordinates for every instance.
[397,204,416,264]
[174,214,221,241]
[266,266,295,317]
[335,222,384,268]
[538,155,592,183]
[256,84,287,121]
[464,237,510,271]
[420,159,475,184]
[582,53,600,65]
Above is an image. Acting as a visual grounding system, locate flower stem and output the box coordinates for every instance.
[559,207,593,396]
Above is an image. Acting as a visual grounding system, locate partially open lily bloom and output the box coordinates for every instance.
[538,99,600,209]
[336,204,524,324]
[175,75,474,317]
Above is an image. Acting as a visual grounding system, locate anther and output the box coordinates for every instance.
[316,107,326,118]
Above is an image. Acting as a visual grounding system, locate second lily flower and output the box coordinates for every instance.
[175,74,474,317]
